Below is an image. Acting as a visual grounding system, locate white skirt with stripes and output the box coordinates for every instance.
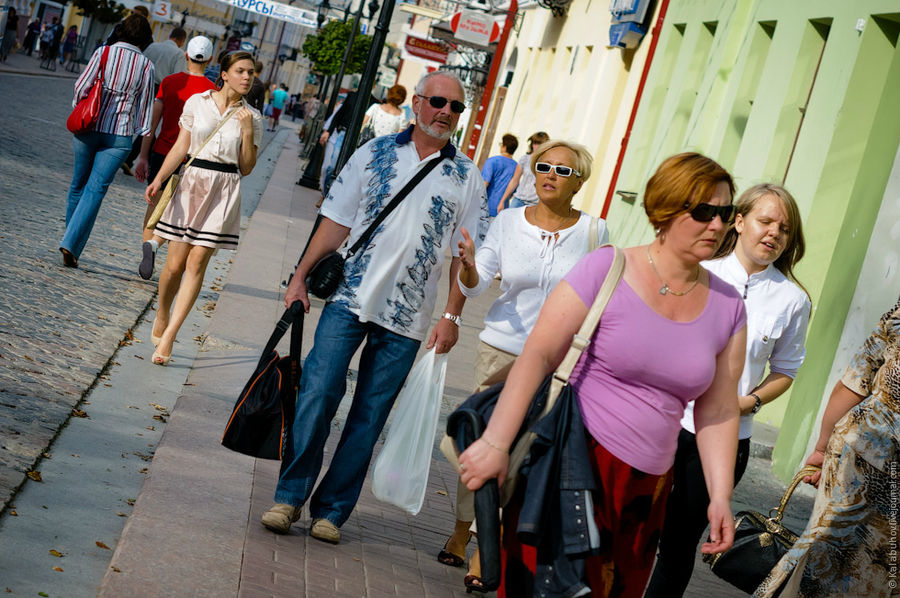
[154,165,241,249]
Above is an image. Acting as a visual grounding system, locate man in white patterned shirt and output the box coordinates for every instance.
[261,71,489,544]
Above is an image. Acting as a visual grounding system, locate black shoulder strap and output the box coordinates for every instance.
[346,154,444,258]
[259,301,304,364]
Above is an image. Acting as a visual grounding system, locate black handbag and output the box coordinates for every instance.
[305,154,444,299]
[443,246,624,592]
[702,465,820,594]
[221,301,303,460]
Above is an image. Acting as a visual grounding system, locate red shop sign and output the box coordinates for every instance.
[404,35,449,64]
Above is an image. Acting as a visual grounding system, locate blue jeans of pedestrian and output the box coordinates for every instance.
[61,132,133,259]
[274,302,420,527]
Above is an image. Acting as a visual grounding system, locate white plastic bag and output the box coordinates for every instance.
[372,348,448,514]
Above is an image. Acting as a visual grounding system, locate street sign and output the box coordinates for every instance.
[219,0,319,29]
[403,34,448,64]
[151,0,174,22]
[450,9,500,46]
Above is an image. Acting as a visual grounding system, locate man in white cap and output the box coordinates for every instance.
[134,35,217,279]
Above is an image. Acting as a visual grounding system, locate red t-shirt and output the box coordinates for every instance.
[152,72,217,155]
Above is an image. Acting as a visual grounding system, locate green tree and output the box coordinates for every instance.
[301,20,372,75]
[72,0,129,23]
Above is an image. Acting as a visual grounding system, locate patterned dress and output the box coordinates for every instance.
[755,297,900,598]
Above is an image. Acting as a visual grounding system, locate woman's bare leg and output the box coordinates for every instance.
[155,243,215,357]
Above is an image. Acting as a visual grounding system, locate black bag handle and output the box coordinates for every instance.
[345,154,443,258]
[259,301,304,367]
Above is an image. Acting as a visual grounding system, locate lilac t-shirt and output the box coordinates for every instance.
[564,247,746,475]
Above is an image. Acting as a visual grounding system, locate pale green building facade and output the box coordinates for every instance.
[602,0,900,479]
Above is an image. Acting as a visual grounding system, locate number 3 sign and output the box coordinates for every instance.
[152,0,171,22]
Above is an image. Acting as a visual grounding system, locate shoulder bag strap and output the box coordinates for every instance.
[97,46,109,85]
[258,302,304,366]
[183,103,241,170]
[544,244,624,417]
[345,154,444,257]
[588,216,599,252]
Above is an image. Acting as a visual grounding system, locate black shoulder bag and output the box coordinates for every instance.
[306,155,444,299]
[221,301,303,460]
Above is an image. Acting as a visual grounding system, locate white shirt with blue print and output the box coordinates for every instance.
[319,126,490,341]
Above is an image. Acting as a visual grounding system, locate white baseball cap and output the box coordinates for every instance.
[186,36,213,62]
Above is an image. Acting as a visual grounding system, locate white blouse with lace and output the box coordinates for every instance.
[458,208,608,354]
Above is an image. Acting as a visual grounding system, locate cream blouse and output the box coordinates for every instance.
[179,90,263,165]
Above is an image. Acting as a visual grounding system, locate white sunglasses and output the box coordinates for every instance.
[535,162,580,177]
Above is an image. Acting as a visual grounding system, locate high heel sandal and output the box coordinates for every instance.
[463,547,486,594]
[152,350,171,366]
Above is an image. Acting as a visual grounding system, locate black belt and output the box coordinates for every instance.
[187,157,238,173]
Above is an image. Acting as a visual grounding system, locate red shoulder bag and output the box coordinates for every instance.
[66,46,110,135]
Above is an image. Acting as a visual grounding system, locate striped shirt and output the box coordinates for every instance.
[72,42,155,137]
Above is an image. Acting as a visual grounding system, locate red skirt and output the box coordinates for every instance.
[499,436,673,598]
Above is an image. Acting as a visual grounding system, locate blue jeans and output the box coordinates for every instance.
[61,132,133,259]
[275,302,420,527]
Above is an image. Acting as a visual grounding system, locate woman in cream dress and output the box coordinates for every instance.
[144,50,262,365]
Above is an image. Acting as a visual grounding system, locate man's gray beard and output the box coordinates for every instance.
[418,120,454,141]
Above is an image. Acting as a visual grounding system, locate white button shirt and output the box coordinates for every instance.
[682,252,811,439]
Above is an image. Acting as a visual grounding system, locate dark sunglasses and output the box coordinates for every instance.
[418,95,466,114]
[535,162,580,177]
[685,202,736,223]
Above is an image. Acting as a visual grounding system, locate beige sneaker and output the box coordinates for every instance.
[309,518,340,544]
[261,503,303,534]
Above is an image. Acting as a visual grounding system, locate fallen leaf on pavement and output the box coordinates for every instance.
[39,592,49,597]
[134,354,144,360]
[145,426,155,431]
[126,498,135,506]
[52,567,63,572]
[9,510,16,516]
[71,409,89,418]
[111,566,121,573]
[96,541,111,550]
[436,490,448,496]
[139,468,148,474]
[152,414,167,423]
[27,471,43,482]
[42,452,51,459]
[116,512,127,517]
[49,550,63,557]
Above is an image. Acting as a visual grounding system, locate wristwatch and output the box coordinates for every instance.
[750,393,763,414]
[443,313,462,327]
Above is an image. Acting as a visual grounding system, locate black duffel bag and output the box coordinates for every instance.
[221,301,303,460]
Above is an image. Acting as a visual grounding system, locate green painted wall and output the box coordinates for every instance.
[604,0,900,480]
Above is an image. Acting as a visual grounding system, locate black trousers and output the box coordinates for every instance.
[644,428,751,598]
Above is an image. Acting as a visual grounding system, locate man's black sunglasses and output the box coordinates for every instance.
[418,95,466,114]
[685,202,736,223]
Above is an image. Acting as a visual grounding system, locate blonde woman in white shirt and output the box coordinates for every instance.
[646,183,811,598]
[438,140,608,593]
[144,51,263,365]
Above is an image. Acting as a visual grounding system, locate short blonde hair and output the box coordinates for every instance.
[530,140,594,181]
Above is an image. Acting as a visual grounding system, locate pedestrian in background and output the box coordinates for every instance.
[441,139,608,593]
[39,17,60,60]
[23,18,40,56]
[458,152,746,597]
[0,8,18,62]
[59,14,154,268]
[755,295,900,598]
[268,82,288,131]
[60,25,78,65]
[144,51,261,365]
[646,183,811,598]
[358,84,407,145]
[261,71,488,545]
[481,134,518,218]
[143,27,187,87]
[134,35,216,280]
[499,131,550,211]
[244,60,265,111]
[318,89,379,196]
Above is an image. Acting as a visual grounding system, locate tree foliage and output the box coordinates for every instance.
[301,20,372,75]
[72,0,128,24]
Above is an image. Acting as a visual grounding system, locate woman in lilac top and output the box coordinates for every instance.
[458,152,747,597]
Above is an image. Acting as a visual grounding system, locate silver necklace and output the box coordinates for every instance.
[647,246,700,296]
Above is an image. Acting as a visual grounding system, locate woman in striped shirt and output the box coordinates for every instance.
[59,14,154,268]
